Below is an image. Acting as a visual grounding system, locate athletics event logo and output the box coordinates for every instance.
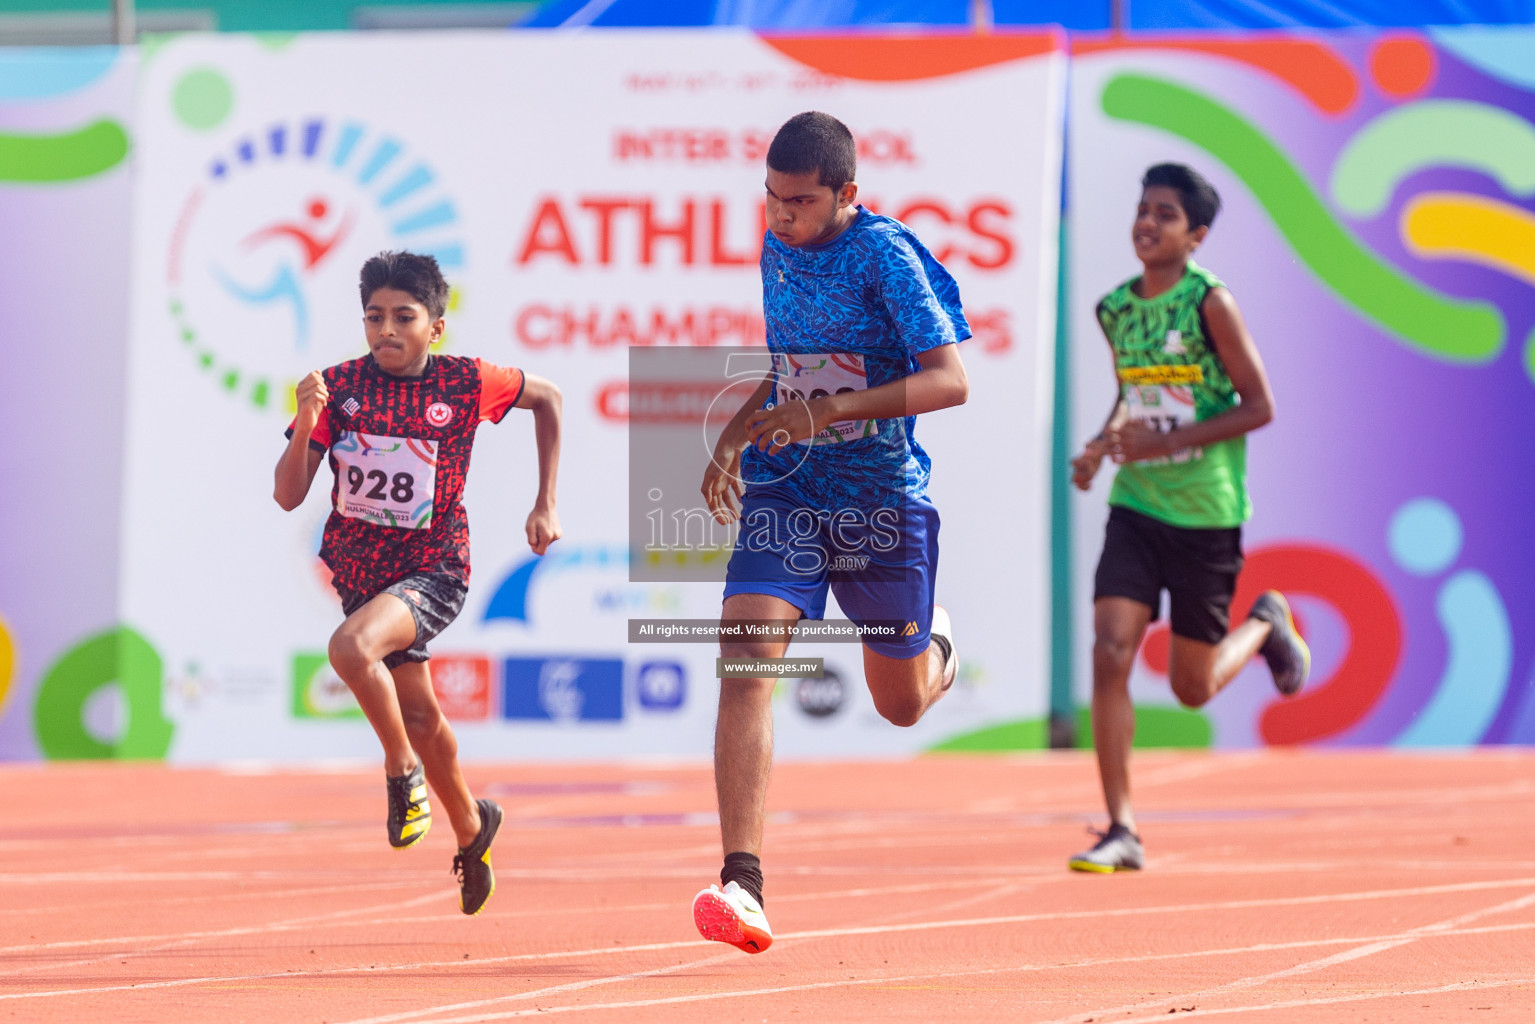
[165,116,465,413]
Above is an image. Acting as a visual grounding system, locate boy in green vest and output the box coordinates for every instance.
[1069,163,1309,873]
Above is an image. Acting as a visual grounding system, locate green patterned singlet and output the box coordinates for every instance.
[1095,261,1250,529]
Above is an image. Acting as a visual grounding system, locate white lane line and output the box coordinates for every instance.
[1030,890,1535,1024]
[354,962,1535,1024]
[0,871,301,884]
[160,879,1024,948]
[1176,896,1535,1000]
[779,875,1535,944]
[2,855,1528,891]
[4,877,1532,1003]
[11,870,1532,963]
[0,876,1016,956]
[1136,756,1258,786]
[1233,779,1535,810]
[36,871,1528,965]
[2,917,1532,1007]
[0,877,432,918]
[869,883,1028,925]
[1416,890,1535,931]
[337,950,741,1024]
[377,971,1015,1024]
[0,936,733,1002]
[1144,858,1535,875]
[0,890,449,977]
[1095,976,1535,1024]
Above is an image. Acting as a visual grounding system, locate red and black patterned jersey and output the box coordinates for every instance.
[285,354,525,595]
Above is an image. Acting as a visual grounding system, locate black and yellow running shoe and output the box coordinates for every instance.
[452,798,503,915]
[1068,823,1144,873]
[386,763,432,850]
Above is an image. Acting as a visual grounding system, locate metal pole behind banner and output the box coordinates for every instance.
[1049,208,1076,749]
[970,0,993,33]
[112,0,135,44]
[1111,0,1126,33]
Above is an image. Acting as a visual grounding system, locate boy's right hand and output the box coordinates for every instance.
[701,441,746,524]
[1071,438,1107,491]
[294,371,329,435]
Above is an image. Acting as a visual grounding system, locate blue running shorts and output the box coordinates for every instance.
[722,484,940,659]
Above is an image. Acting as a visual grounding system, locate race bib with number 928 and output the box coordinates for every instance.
[332,431,438,529]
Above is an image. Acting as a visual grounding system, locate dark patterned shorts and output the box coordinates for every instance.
[335,571,468,669]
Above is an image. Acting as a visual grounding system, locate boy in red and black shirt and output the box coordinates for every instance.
[275,251,562,915]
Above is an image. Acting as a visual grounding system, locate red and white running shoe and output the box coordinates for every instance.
[692,881,773,954]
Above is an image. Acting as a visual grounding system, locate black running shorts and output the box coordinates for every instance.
[1092,506,1244,645]
[334,571,468,669]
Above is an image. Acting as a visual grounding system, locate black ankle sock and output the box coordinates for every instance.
[721,851,764,908]
[931,632,952,665]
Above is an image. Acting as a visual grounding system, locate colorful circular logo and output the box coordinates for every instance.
[426,401,454,427]
[166,115,465,414]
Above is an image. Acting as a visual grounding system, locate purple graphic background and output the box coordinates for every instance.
[1071,32,1535,746]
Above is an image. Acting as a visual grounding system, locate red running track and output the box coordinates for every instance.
[2,751,1533,1023]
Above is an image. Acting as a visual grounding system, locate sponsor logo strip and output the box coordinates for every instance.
[1117,365,1205,385]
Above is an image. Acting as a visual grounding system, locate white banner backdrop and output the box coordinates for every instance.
[123,30,1063,762]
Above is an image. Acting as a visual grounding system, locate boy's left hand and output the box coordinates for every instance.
[1071,441,1107,490]
[526,502,561,556]
[745,399,821,456]
[1107,421,1173,464]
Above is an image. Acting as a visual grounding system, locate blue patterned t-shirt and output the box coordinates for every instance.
[741,207,969,509]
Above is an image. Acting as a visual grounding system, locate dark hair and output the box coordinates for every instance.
[1142,163,1221,231]
[359,251,450,320]
[767,111,857,195]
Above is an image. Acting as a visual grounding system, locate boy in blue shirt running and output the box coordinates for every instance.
[692,112,970,954]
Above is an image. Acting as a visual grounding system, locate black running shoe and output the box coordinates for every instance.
[386,763,432,850]
[1068,823,1144,873]
[1249,590,1311,697]
[452,798,502,915]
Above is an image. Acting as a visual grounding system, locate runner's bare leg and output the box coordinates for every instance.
[393,661,482,846]
[861,642,949,727]
[715,592,797,857]
[329,594,420,777]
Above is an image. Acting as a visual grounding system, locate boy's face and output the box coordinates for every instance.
[1133,185,1208,266]
[765,167,858,248]
[363,286,443,376]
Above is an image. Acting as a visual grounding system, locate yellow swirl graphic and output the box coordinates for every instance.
[1402,192,1535,288]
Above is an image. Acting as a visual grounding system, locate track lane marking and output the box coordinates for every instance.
[1032,890,1535,1024]
[0,890,448,978]
[7,865,1530,954]
[0,876,1022,955]
[1095,976,1535,1024]
[338,951,742,1024]
[779,875,1535,943]
[10,915,1529,1010]
[353,964,1535,1023]
[11,871,1531,960]
[866,882,1028,925]
[0,877,432,922]
[3,875,1532,1004]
